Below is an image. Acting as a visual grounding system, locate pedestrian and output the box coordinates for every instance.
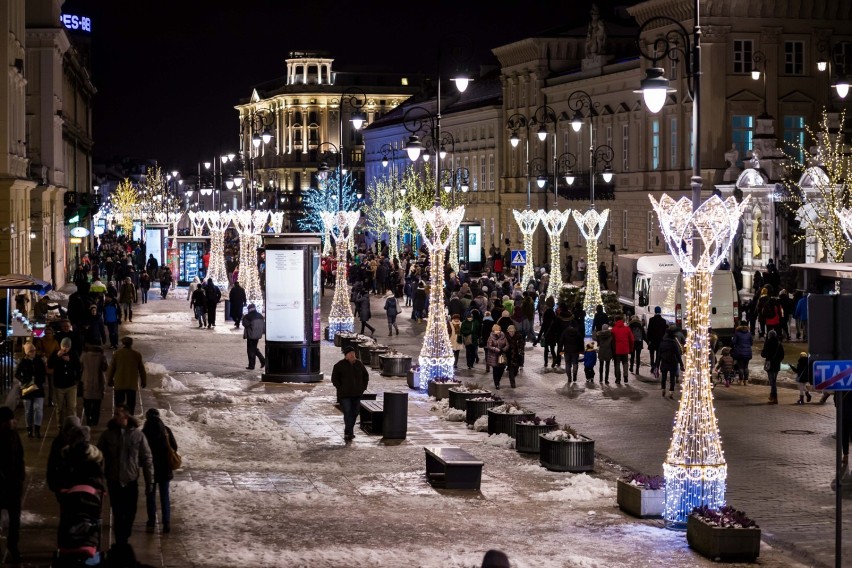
[46,416,84,496]
[730,321,753,384]
[241,304,266,370]
[545,305,569,369]
[331,346,370,440]
[357,290,376,336]
[791,351,812,405]
[793,292,808,340]
[761,329,785,405]
[80,342,107,426]
[591,304,608,334]
[486,324,509,389]
[448,314,464,369]
[16,342,47,438]
[595,324,614,384]
[383,292,400,336]
[714,347,736,387]
[140,270,151,304]
[142,408,177,534]
[97,404,153,545]
[107,336,148,415]
[505,325,524,388]
[0,406,24,563]
[658,326,684,398]
[49,337,81,428]
[558,311,583,383]
[229,281,247,328]
[778,289,794,340]
[646,306,667,376]
[159,267,173,299]
[204,278,221,328]
[755,287,771,338]
[103,294,121,349]
[190,281,208,328]
[577,257,587,282]
[598,262,608,290]
[628,315,646,375]
[460,310,481,370]
[119,277,137,322]
[611,315,635,384]
[565,255,573,283]
[583,342,598,382]
[412,282,427,322]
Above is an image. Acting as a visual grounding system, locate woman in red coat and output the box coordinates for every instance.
[610,316,635,385]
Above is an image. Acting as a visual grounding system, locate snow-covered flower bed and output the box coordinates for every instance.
[517,415,557,426]
[542,427,584,442]
[490,401,531,414]
[484,433,515,449]
[469,395,501,403]
[449,382,490,394]
[692,505,759,529]
[430,399,466,422]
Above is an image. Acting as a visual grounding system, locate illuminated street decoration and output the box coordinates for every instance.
[269,211,285,234]
[572,207,609,336]
[233,210,269,312]
[187,211,206,236]
[383,209,403,262]
[512,209,540,289]
[203,211,232,289]
[650,193,749,527]
[539,209,572,300]
[326,211,361,339]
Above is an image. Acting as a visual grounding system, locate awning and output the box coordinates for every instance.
[0,274,53,293]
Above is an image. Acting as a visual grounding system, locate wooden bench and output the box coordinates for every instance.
[359,400,384,434]
[334,391,377,407]
[424,446,484,490]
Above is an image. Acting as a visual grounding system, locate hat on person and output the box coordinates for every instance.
[60,337,72,349]
[0,406,13,423]
[602,324,610,331]
[342,345,356,355]
[145,408,160,419]
[654,306,661,314]
[247,303,256,311]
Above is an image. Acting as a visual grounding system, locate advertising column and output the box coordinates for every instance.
[262,234,322,383]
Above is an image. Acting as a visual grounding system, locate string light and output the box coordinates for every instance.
[512,209,541,288]
[383,210,403,262]
[232,210,269,313]
[327,211,361,339]
[269,211,285,233]
[540,209,573,300]
[320,212,335,257]
[411,205,465,390]
[649,193,749,528]
[573,207,609,336]
[203,211,232,289]
[449,231,460,274]
[187,211,206,236]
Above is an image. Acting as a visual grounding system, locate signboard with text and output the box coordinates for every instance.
[812,359,852,391]
[265,249,305,342]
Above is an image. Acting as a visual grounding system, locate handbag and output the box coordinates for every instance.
[456,334,463,344]
[21,382,38,397]
[166,433,182,470]
[763,359,771,372]
[497,353,508,366]
[463,334,473,346]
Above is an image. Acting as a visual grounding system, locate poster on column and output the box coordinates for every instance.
[468,226,481,262]
[265,249,305,342]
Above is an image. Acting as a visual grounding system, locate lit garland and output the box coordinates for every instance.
[383,209,403,262]
[572,207,609,336]
[111,178,140,236]
[233,210,269,313]
[649,193,750,528]
[346,213,359,256]
[449,231,460,274]
[512,209,541,288]
[187,211,206,236]
[412,205,465,390]
[320,211,335,257]
[269,211,285,233]
[540,209,573,300]
[203,211,232,289]
[327,211,361,339]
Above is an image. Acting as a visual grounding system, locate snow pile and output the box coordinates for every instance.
[254,395,274,404]
[190,392,236,404]
[144,362,169,376]
[188,407,221,424]
[159,375,191,392]
[484,433,515,449]
[490,403,530,414]
[430,399,449,412]
[473,415,489,432]
[533,474,614,502]
[445,408,465,422]
[46,290,69,301]
[542,429,584,442]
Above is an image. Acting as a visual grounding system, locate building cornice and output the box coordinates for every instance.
[629,0,852,24]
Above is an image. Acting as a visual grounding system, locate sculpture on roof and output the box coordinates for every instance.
[585,4,607,57]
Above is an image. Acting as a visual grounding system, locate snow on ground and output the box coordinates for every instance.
[144,362,169,375]
[157,375,191,392]
[533,473,615,502]
[483,433,515,449]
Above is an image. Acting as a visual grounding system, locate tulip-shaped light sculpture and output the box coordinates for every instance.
[572,207,609,336]
[233,210,270,313]
[320,211,335,257]
[512,209,541,289]
[411,205,465,390]
[269,211,285,234]
[203,211,232,289]
[650,193,750,528]
[187,211,206,237]
[326,210,361,339]
[540,209,573,300]
[384,209,404,263]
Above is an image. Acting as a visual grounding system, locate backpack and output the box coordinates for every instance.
[761,298,776,320]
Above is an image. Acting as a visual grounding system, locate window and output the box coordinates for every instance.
[651,119,661,170]
[607,214,613,246]
[732,115,755,168]
[647,212,654,252]
[622,210,629,249]
[669,54,678,80]
[606,125,613,149]
[563,131,570,154]
[489,154,495,191]
[783,115,806,163]
[480,156,486,192]
[734,40,754,74]
[670,117,678,169]
[622,124,629,171]
[784,41,804,75]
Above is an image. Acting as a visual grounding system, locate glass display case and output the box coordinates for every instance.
[176,238,209,285]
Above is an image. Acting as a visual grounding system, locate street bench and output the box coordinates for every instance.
[424,446,483,490]
[359,400,384,434]
[334,391,377,407]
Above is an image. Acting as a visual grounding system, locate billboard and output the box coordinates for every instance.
[265,249,306,342]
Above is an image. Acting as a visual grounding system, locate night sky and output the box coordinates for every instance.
[61,0,627,174]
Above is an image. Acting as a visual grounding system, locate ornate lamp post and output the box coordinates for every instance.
[380,143,403,262]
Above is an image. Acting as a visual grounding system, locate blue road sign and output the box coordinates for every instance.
[812,360,852,391]
[510,250,527,266]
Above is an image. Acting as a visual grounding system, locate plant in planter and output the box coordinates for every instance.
[427,377,462,400]
[687,505,761,562]
[464,395,502,426]
[379,349,411,377]
[539,424,595,472]
[447,382,491,411]
[487,401,534,438]
[515,415,558,454]
[617,473,666,518]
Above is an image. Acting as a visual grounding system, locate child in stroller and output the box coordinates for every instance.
[714,346,737,387]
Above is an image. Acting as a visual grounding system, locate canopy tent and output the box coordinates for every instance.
[0,274,53,293]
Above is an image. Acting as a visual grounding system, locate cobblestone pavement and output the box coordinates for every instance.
[4,287,848,567]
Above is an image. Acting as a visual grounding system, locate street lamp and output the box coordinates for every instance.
[635,2,749,530]
[817,40,852,100]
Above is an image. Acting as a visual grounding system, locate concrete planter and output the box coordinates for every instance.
[380,355,411,377]
[448,388,490,411]
[686,515,761,562]
[369,347,389,369]
[427,381,461,400]
[465,399,499,425]
[514,422,558,453]
[539,435,595,472]
[616,480,665,518]
[487,409,535,438]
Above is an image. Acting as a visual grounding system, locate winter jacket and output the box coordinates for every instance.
[106,346,147,391]
[496,316,514,333]
[357,294,372,321]
[460,318,481,346]
[764,299,781,326]
[595,330,614,361]
[611,320,635,356]
[448,320,464,351]
[15,356,47,399]
[761,336,785,373]
[190,287,207,308]
[558,320,584,356]
[0,426,25,500]
[142,418,178,483]
[241,310,265,340]
[792,355,811,383]
[592,310,609,333]
[413,288,427,311]
[545,315,569,345]
[119,282,137,304]
[730,327,753,361]
[506,332,525,367]
[583,350,598,368]
[628,320,646,344]
[49,349,82,390]
[646,315,668,347]
[103,300,120,324]
[80,345,107,400]
[97,416,153,490]
[793,296,808,321]
[383,296,400,317]
[331,359,370,398]
[486,332,509,367]
[204,283,221,304]
[229,285,247,310]
[716,354,736,375]
[658,335,684,372]
[539,309,556,344]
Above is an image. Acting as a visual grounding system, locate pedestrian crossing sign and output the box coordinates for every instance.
[511,250,527,266]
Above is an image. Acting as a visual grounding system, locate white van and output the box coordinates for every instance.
[618,254,740,341]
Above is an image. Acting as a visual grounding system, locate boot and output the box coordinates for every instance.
[768,396,778,405]
[796,396,804,405]
[26,426,32,438]
[34,425,41,438]
[806,391,812,402]
[661,389,666,397]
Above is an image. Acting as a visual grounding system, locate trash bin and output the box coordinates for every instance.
[224,299,231,321]
[382,392,408,439]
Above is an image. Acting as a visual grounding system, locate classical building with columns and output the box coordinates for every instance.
[234,51,420,224]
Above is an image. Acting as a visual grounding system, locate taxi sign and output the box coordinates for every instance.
[812,360,852,391]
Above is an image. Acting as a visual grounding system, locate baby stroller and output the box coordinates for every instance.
[52,484,104,567]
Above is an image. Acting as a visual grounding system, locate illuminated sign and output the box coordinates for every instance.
[70,237,83,244]
[266,249,305,342]
[60,13,92,33]
[70,227,90,238]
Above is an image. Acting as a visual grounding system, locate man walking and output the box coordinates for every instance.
[204,278,222,328]
[119,277,137,322]
[331,346,369,440]
[241,304,266,370]
[97,405,153,546]
[106,337,147,415]
[229,281,247,328]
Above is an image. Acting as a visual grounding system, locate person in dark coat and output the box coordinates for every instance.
[17,342,47,438]
[412,283,427,322]
[730,323,753,383]
[496,310,514,333]
[505,325,525,388]
[0,406,24,563]
[558,313,584,382]
[142,409,177,534]
[139,270,151,304]
[190,284,208,328]
[761,330,785,404]
[49,338,81,429]
[159,266,173,299]
[598,262,609,290]
[591,304,608,333]
[646,306,668,375]
[594,324,614,384]
[357,291,375,336]
[229,282,247,328]
[331,346,370,440]
[204,278,221,328]
[485,324,509,389]
[241,304,266,370]
[545,306,569,368]
[658,326,684,398]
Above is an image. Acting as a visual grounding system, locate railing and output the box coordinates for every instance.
[0,338,16,395]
